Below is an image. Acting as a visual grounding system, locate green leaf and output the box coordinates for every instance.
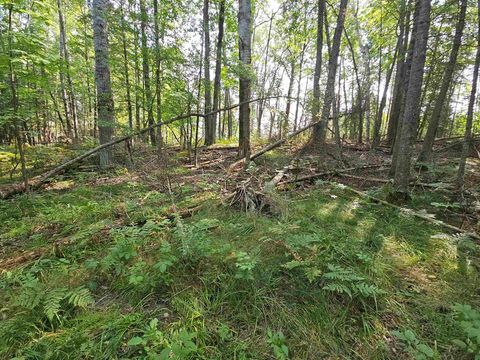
[127,336,144,346]
[416,343,434,357]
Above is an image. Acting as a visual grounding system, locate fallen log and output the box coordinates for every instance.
[276,163,386,187]
[1,97,284,200]
[337,173,454,190]
[328,181,480,242]
[228,120,322,171]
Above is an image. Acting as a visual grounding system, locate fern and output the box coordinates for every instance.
[67,286,94,309]
[43,287,67,321]
[322,264,385,300]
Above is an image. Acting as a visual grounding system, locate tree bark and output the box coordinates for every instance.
[238,0,252,160]
[92,0,115,168]
[393,0,431,196]
[417,0,467,163]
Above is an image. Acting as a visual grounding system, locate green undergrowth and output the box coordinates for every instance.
[1,175,480,359]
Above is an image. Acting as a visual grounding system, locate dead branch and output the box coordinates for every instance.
[1,97,287,199]
[276,164,386,187]
[330,181,480,241]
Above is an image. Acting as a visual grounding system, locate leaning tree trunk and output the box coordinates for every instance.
[457,0,480,188]
[417,0,467,163]
[92,0,115,168]
[238,0,252,160]
[139,0,156,145]
[393,0,431,197]
[212,0,225,145]
[203,0,213,145]
[310,0,348,147]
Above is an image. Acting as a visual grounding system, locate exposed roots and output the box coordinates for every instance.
[228,181,275,214]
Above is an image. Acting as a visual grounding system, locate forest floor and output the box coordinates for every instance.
[1,138,480,359]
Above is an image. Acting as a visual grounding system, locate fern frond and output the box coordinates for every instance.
[43,288,67,321]
[67,286,94,309]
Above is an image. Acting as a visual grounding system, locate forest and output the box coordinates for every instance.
[1,0,480,358]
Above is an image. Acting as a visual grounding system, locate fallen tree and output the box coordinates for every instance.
[330,180,480,242]
[228,112,353,171]
[1,96,285,199]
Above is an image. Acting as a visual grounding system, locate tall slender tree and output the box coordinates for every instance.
[212,0,225,144]
[393,0,431,197]
[238,0,251,159]
[310,0,348,147]
[457,0,480,188]
[417,0,467,163]
[139,0,156,145]
[203,0,213,145]
[92,0,115,168]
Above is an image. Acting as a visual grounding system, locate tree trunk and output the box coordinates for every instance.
[457,0,480,188]
[283,60,295,137]
[393,0,431,196]
[386,0,408,146]
[92,0,115,168]
[418,0,467,163]
[212,0,225,145]
[293,43,307,132]
[153,0,163,151]
[203,0,213,145]
[310,0,348,147]
[256,15,274,138]
[238,0,252,160]
[57,0,78,141]
[7,5,28,189]
[311,0,325,132]
[139,0,156,145]
[372,15,403,148]
[120,0,133,130]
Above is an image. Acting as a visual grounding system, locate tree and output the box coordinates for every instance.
[203,0,213,145]
[238,0,252,159]
[310,0,348,147]
[457,0,480,188]
[212,0,226,145]
[311,0,325,137]
[139,0,156,145]
[417,0,467,163]
[393,0,431,197]
[92,0,115,168]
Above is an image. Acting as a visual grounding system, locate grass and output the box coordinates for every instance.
[0,165,479,359]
